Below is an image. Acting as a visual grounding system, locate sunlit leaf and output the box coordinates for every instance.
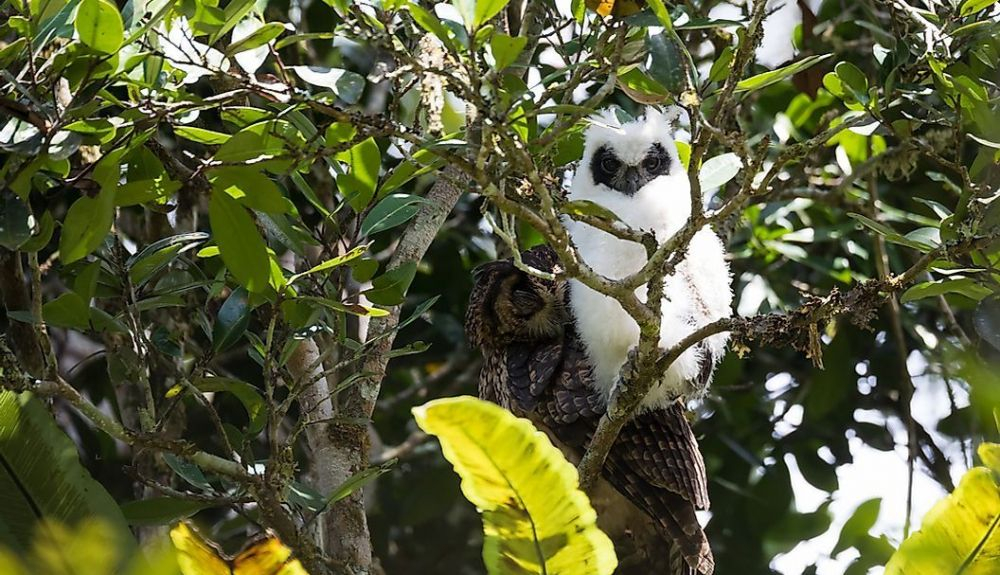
[412,396,617,575]
[75,0,124,53]
[885,446,1000,574]
[699,153,742,190]
[735,54,832,93]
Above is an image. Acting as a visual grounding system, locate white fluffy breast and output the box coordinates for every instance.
[564,111,733,410]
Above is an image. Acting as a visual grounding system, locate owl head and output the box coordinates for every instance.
[578,107,684,196]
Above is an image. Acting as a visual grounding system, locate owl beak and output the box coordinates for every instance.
[621,167,642,195]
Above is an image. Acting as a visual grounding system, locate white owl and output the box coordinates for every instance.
[564,107,734,411]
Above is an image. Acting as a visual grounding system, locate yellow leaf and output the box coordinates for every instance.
[170,522,308,575]
[884,465,1000,575]
[412,396,617,575]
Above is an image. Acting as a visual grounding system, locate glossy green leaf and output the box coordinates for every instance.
[361,194,429,236]
[211,168,287,213]
[337,137,381,212]
[490,32,526,71]
[645,32,685,94]
[209,189,270,294]
[288,245,368,284]
[0,194,32,250]
[213,287,250,352]
[174,127,230,145]
[226,21,285,55]
[363,261,417,306]
[298,296,390,318]
[412,396,618,575]
[42,292,91,330]
[699,153,742,190]
[735,54,832,93]
[326,460,396,506]
[960,0,999,16]
[193,377,266,434]
[75,0,124,53]
[289,66,366,104]
[901,278,992,303]
[128,232,209,287]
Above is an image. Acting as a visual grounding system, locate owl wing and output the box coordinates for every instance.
[466,246,714,574]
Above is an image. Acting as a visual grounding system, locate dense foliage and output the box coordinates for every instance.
[0,0,998,572]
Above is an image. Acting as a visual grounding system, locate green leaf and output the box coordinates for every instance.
[901,278,992,303]
[274,31,335,49]
[226,21,285,55]
[0,194,32,250]
[61,149,125,264]
[60,192,114,264]
[402,2,458,53]
[735,54,832,93]
[42,292,91,330]
[63,119,117,143]
[289,66,366,104]
[19,211,55,253]
[412,396,618,575]
[193,377,266,434]
[960,0,999,16]
[337,137,381,212]
[645,0,674,30]
[163,454,212,490]
[708,46,734,85]
[834,498,882,554]
[211,167,287,213]
[0,391,134,552]
[699,153,742,189]
[490,32,526,71]
[835,62,869,104]
[473,0,511,29]
[214,120,303,174]
[288,245,368,284]
[75,0,124,53]
[616,67,669,104]
[209,189,270,294]
[361,194,429,236]
[298,296,390,318]
[645,32,686,95]
[213,287,250,352]
[885,458,1000,575]
[363,261,417,306]
[847,213,937,252]
[326,460,396,506]
[174,127,230,145]
[120,497,210,526]
[128,232,209,288]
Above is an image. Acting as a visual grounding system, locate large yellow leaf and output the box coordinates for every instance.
[884,443,1000,574]
[170,522,308,575]
[412,396,617,575]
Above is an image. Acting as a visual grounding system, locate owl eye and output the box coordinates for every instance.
[600,156,621,174]
[643,156,662,172]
